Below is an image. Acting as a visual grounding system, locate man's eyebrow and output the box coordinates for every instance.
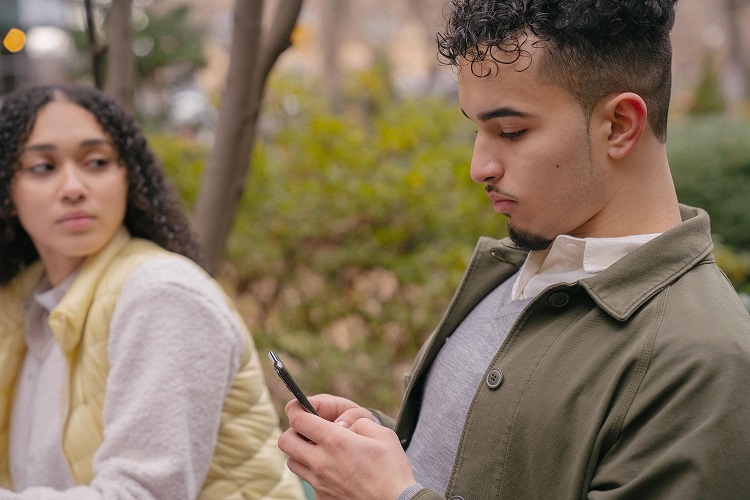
[460,107,534,121]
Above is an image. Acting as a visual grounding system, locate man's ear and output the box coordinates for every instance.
[603,92,647,160]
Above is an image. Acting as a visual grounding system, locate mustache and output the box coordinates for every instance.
[485,184,515,198]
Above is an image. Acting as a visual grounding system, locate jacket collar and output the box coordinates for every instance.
[484,205,713,321]
[48,227,131,354]
[579,205,713,320]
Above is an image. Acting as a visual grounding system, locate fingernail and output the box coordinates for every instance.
[335,420,350,429]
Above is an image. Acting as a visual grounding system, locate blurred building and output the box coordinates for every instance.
[2,0,748,112]
[0,0,74,94]
[182,0,750,113]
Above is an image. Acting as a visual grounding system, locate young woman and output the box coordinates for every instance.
[0,84,305,499]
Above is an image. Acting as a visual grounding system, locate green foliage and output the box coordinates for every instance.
[668,115,750,251]
[156,76,501,415]
[147,134,206,208]
[68,3,205,85]
[713,243,750,292]
[229,79,500,414]
[689,51,725,115]
[152,78,750,417]
[133,5,206,83]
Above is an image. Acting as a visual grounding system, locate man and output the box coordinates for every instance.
[278,1,750,498]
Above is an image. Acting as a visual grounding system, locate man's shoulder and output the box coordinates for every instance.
[654,259,750,358]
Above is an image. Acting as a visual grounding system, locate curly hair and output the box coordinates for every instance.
[437,0,679,141]
[0,84,203,285]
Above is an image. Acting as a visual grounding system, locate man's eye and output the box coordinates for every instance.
[499,130,526,140]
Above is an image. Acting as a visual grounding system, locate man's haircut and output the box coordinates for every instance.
[0,84,202,284]
[437,0,678,142]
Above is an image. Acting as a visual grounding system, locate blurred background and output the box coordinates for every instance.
[2,0,749,417]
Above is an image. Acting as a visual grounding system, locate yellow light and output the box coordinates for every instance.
[290,24,313,48]
[4,28,26,53]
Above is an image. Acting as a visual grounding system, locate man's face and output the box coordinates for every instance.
[458,44,612,250]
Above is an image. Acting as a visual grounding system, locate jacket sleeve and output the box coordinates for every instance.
[588,312,750,499]
[369,409,396,430]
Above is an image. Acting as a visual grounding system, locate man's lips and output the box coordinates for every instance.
[485,185,516,213]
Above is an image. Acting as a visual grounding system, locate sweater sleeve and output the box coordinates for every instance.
[0,257,245,499]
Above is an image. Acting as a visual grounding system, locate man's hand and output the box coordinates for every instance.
[278,395,417,500]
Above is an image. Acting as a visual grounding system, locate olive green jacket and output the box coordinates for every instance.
[394,205,750,500]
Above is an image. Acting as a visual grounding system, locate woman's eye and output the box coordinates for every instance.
[24,162,55,174]
[85,157,112,169]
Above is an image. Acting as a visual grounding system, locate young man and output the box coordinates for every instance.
[278,1,750,498]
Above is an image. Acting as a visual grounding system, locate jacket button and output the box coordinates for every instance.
[486,368,503,389]
[450,497,465,500]
[549,291,570,308]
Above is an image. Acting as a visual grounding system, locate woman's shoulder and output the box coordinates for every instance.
[123,254,225,305]
[112,254,248,352]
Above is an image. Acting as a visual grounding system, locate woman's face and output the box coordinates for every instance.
[10,99,128,285]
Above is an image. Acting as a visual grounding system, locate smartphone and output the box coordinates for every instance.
[268,351,319,416]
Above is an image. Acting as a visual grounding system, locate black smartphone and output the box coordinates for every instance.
[268,351,319,416]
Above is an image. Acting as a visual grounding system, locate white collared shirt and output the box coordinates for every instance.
[512,233,660,300]
[10,272,79,490]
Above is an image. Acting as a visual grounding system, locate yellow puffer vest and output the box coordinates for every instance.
[0,229,304,499]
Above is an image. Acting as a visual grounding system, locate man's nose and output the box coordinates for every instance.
[469,133,504,184]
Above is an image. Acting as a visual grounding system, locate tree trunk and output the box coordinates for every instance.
[321,0,347,112]
[105,0,135,112]
[83,0,107,89]
[193,0,303,272]
[723,0,750,103]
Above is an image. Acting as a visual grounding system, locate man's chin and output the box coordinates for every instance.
[508,225,553,252]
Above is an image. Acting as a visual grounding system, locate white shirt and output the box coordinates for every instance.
[512,233,660,300]
[3,257,245,499]
[10,273,78,490]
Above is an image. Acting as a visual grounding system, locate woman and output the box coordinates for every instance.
[0,84,304,499]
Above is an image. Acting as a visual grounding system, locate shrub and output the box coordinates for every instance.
[152,79,750,417]
[668,115,750,251]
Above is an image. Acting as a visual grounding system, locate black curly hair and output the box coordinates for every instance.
[0,83,203,285]
[438,0,678,142]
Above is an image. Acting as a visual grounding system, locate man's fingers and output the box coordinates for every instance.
[286,455,314,486]
[284,393,362,423]
[286,404,351,447]
[333,407,378,428]
[348,416,394,440]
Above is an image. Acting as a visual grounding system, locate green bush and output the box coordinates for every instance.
[688,52,725,115]
[668,115,750,251]
[151,79,750,417]
[154,79,501,415]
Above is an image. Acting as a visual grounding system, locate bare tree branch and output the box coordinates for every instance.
[194,0,304,272]
[255,0,304,95]
[104,0,135,112]
[83,0,107,89]
[193,0,265,271]
[228,0,304,223]
[724,0,750,101]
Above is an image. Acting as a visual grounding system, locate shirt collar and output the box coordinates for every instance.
[34,270,80,313]
[512,233,660,300]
